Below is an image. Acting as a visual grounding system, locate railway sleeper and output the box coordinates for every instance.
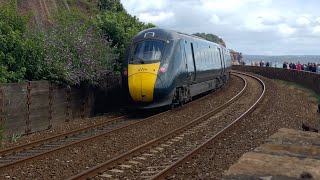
[42,144,62,148]
[0,159,15,163]
[13,152,34,157]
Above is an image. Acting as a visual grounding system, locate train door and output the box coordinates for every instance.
[184,41,196,83]
[218,48,225,75]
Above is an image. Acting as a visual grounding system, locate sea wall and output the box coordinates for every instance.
[232,65,320,94]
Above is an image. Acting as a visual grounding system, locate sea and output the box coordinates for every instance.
[243,55,320,67]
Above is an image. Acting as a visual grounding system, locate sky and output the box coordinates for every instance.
[120,0,320,55]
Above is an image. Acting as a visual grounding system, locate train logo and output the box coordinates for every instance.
[138,68,148,72]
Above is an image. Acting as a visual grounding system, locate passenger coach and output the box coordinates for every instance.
[122,28,232,108]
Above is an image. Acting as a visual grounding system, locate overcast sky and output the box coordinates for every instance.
[121,0,320,55]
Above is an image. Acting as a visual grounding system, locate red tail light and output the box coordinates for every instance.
[123,68,128,76]
[159,64,168,73]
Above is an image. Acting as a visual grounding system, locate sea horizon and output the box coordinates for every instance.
[243,55,320,65]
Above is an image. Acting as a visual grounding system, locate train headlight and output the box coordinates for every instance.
[159,63,168,73]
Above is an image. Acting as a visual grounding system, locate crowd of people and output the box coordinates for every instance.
[282,62,319,73]
[249,60,320,73]
[250,61,276,67]
[231,53,320,74]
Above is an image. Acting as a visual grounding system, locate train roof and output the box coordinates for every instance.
[132,28,223,48]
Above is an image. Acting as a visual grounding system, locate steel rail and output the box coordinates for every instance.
[150,71,266,180]
[67,73,247,180]
[0,115,125,157]
[0,112,168,169]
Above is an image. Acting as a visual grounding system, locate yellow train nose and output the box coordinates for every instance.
[128,63,160,102]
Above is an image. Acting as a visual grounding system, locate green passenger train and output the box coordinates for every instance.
[122,28,232,109]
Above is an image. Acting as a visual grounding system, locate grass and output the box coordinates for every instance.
[10,133,21,143]
[275,80,320,104]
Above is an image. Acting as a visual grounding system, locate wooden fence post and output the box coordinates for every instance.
[48,82,53,129]
[65,85,71,122]
[26,81,32,134]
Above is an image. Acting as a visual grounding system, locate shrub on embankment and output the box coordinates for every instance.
[0,0,154,85]
[30,10,119,85]
[93,10,155,70]
[0,2,36,83]
[0,1,117,85]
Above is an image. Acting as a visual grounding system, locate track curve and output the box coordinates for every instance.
[67,72,256,180]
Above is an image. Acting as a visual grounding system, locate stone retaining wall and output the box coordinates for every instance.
[232,65,320,94]
[223,128,320,179]
[0,76,122,137]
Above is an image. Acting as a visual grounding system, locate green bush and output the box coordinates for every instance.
[97,0,124,12]
[94,10,154,69]
[0,0,152,85]
[0,2,28,83]
[0,2,118,85]
[35,10,119,85]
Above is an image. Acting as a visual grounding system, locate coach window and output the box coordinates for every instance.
[203,50,206,64]
[203,50,205,65]
[208,49,211,64]
[205,50,207,64]
[207,50,210,64]
[211,51,214,64]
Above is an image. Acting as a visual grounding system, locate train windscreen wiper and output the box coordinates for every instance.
[132,56,145,64]
[139,59,145,64]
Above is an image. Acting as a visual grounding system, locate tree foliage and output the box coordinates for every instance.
[0,1,34,83]
[97,0,124,12]
[0,2,118,85]
[193,32,226,47]
[0,0,153,84]
[94,10,155,69]
[34,10,119,85]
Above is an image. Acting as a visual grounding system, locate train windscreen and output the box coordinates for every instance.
[132,40,164,63]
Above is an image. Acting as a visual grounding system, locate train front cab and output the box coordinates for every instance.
[125,38,175,109]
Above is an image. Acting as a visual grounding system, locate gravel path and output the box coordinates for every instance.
[0,76,244,179]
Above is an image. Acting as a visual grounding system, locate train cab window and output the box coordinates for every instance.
[132,40,164,63]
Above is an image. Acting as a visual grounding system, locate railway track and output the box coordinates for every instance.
[0,113,164,169]
[151,71,265,179]
[67,72,263,180]
[0,74,237,171]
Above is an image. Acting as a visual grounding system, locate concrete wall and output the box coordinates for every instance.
[0,76,122,137]
[224,128,320,179]
[232,65,320,94]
